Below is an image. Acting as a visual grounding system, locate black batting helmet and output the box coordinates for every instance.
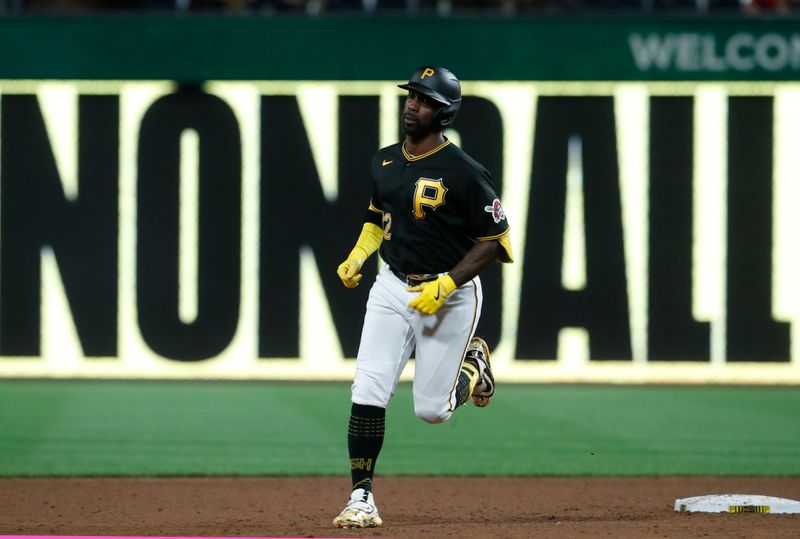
[398,66,462,129]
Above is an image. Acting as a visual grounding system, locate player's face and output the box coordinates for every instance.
[402,90,439,138]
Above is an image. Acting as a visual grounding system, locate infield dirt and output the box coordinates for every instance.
[2,477,799,538]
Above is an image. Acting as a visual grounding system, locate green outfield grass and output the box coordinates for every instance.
[0,380,798,477]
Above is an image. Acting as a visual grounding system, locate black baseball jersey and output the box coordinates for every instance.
[364,138,510,274]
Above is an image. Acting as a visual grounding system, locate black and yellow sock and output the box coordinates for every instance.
[455,357,481,407]
[347,403,385,493]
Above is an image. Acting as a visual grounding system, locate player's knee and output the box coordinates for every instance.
[414,403,452,424]
[352,369,393,408]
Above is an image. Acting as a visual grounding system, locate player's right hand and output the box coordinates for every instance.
[337,255,365,288]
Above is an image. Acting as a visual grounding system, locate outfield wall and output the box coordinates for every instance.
[1,17,799,383]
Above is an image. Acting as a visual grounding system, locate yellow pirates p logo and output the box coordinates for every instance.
[413,178,447,219]
[421,67,435,79]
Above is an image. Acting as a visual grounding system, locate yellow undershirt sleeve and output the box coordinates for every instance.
[349,222,383,262]
[497,232,514,263]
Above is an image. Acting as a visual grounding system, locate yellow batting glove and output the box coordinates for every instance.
[407,274,457,315]
[337,223,383,289]
[337,247,366,288]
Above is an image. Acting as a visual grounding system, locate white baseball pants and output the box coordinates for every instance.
[351,263,483,423]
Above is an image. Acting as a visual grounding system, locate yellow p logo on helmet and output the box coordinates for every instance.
[421,68,435,79]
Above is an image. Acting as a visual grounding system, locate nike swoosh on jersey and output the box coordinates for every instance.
[382,159,393,166]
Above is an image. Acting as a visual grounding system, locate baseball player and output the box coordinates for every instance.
[333,66,513,529]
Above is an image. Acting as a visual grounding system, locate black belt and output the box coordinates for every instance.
[389,267,440,287]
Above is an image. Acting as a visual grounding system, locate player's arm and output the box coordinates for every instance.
[477,226,513,263]
[448,239,502,287]
[337,194,384,289]
[407,240,500,315]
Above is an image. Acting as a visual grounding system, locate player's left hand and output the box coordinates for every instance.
[407,274,457,315]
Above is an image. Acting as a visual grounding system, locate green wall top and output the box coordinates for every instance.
[1,15,800,81]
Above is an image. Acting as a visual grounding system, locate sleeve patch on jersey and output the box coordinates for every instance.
[484,199,506,223]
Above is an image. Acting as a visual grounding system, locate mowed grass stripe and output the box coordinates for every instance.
[0,380,797,476]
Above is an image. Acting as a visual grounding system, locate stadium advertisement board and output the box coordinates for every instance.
[0,79,798,383]
[0,11,798,383]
